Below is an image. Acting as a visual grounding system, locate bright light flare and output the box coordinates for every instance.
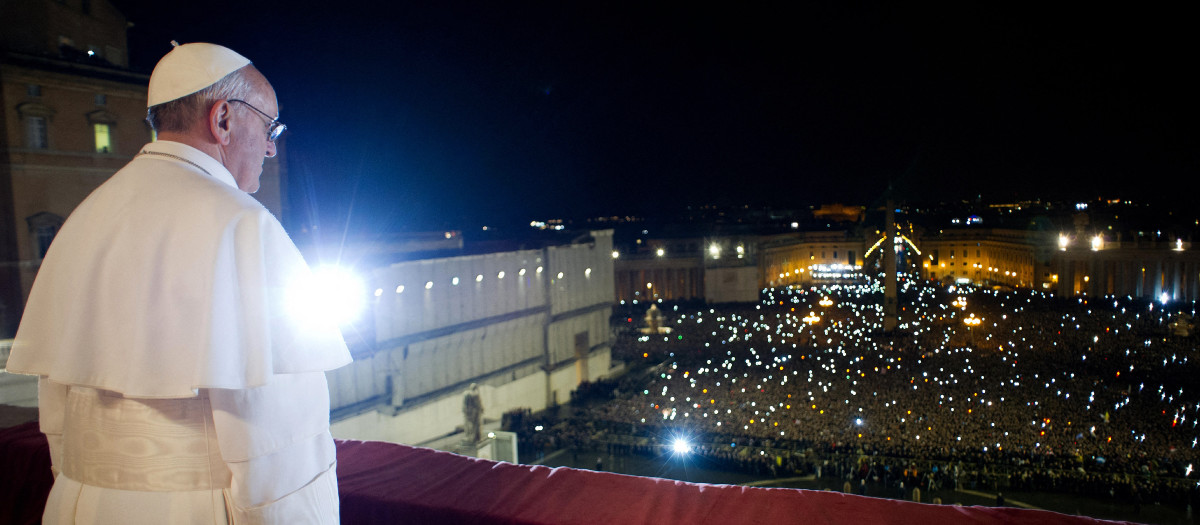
[287,266,366,326]
[671,438,692,454]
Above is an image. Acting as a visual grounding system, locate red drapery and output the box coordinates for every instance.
[0,422,1129,524]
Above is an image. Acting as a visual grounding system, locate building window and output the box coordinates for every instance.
[27,84,41,97]
[27,212,65,259]
[87,110,117,152]
[26,116,48,149]
[94,123,112,153]
[94,93,106,106]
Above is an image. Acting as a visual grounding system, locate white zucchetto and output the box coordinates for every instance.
[147,42,251,107]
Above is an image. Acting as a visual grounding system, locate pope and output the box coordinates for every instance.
[5,42,352,524]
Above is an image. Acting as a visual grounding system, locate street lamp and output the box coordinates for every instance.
[963,314,982,345]
[803,311,821,347]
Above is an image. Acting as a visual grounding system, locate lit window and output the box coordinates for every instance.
[452,276,460,285]
[425,281,433,289]
[93,123,111,153]
[475,274,483,282]
[497,271,505,279]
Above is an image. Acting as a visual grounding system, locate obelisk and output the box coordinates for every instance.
[883,200,898,333]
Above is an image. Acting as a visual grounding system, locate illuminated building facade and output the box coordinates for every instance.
[1052,237,1200,302]
[612,230,869,304]
[916,226,1200,302]
[613,234,763,304]
[613,252,704,304]
[811,203,866,224]
[0,0,286,334]
[759,231,865,288]
[918,229,1047,289]
[328,230,616,446]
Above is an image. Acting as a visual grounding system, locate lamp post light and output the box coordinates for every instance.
[963,314,982,346]
[803,311,821,347]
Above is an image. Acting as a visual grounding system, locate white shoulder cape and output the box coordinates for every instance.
[6,141,352,397]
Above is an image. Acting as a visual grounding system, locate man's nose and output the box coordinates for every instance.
[266,140,277,158]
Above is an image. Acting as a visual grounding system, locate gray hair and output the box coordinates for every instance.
[146,66,256,133]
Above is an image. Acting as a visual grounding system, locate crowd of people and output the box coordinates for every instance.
[512,275,1200,509]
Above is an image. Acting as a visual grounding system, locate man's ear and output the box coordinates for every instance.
[208,100,233,146]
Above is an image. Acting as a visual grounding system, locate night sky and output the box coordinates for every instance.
[109,1,1196,234]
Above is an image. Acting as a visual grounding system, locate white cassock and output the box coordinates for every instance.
[5,140,353,524]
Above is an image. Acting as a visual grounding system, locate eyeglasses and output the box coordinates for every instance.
[228,99,286,142]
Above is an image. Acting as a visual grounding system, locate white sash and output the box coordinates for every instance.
[62,387,232,492]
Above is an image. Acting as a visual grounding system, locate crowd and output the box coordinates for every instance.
[512,275,1200,508]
